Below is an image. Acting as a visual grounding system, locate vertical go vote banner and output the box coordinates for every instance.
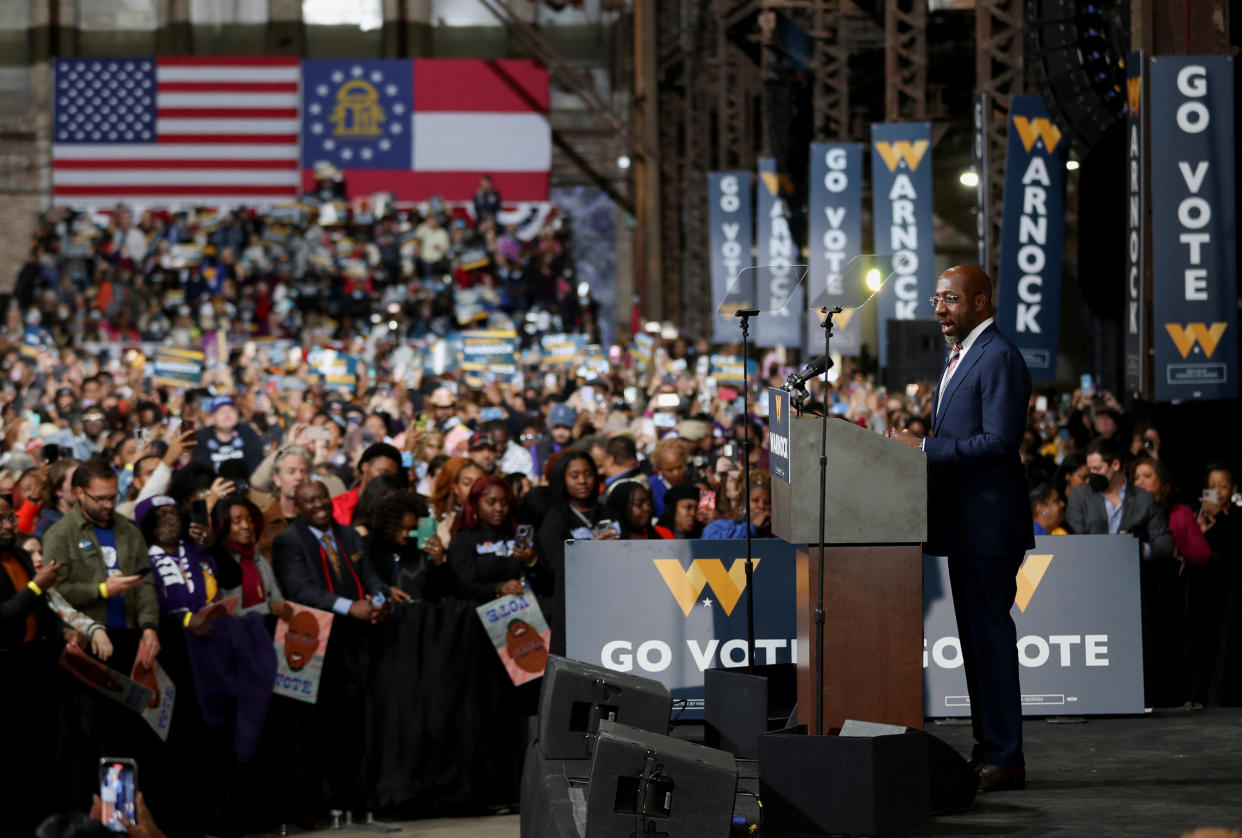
[1150,56,1237,402]
[754,158,805,349]
[997,95,1067,381]
[807,143,863,356]
[871,123,935,367]
[708,172,754,343]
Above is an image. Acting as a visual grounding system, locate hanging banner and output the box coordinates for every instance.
[806,143,863,356]
[754,157,805,349]
[871,123,935,367]
[1124,53,1146,397]
[973,93,991,272]
[1150,55,1238,402]
[996,95,1067,381]
[708,171,754,344]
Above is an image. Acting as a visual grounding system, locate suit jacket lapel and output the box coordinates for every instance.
[934,325,996,433]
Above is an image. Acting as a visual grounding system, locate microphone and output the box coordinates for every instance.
[785,353,834,394]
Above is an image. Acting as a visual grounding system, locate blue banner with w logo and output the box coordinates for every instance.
[997,95,1067,381]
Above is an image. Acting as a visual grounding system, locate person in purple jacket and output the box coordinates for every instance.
[137,495,226,635]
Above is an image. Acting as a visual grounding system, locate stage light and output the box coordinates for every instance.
[617,155,632,170]
[959,170,979,188]
[865,268,884,293]
[1066,159,1080,171]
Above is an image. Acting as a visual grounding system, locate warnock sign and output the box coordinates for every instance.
[996,95,1067,381]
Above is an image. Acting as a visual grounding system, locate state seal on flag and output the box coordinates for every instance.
[303,60,412,169]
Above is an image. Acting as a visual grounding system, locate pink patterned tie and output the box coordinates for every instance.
[945,343,962,376]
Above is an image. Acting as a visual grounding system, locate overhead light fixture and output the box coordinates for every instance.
[1066,159,1080,171]
[958,170,979,188]
[617,155,632,170]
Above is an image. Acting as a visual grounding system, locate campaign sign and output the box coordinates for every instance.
[710,354,758,388]
[565,539,797,719]
[632,332,655,371]
[708,171,754,343]
[581,344,611,378]
[923,535,1144,716]
[767,388,791,484]
[58,643,154,714]
[307,347,358,389]
[151,347,204,389]
[1150,55,1238,402]
[131,658,176,741]
[996,95,1067,380]
[476,592,552,686]
[273,605,334,704]
[1124,52,1146,396]
[871,122,935,367]
[459,329,520,386]
[540,333,586,367]
[806,143,863,356]
[754,157,805,349]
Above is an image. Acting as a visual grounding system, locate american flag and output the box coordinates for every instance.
[52,57,301,207]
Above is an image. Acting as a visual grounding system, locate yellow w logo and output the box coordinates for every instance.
[760,171,795,197]
[1127,76,1142,115]
[1014,554,1053,613]
[1012,116,1063,154]
[874,140,929,172]
[1165,322,1228,359]
[653,558,757,617]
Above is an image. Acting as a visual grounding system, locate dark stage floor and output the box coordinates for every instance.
[915,708,1242,837]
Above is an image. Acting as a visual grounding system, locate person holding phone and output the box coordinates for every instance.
[362,491,450,601]
[447,475,548,602]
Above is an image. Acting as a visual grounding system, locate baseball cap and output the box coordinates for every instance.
[468,431,497,450]
[208,395,235,413]
[548,403,576,429]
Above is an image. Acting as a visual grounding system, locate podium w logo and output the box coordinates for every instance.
[653,558,758,617]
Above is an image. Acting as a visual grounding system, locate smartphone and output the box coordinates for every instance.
[305,426,331,441]
[657,393,680,409]
[371,590,387,608]
[594,519,620,537]
[99,757,138,833]
[721,443,736,459]
[416,516,437,550]
[1201,489,1218,504]
[698,490,717,513]
[181,418,195,434]
[580,386,595,404]
[190,499,209,527]
[41,443,61,464]
[233,478,250,496]
[1035,395,1048,413]
[1080,373,1094,397]
[515,523,534,551]
[133,565,153,578]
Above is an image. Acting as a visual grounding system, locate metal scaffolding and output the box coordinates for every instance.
[975,0,1026,277]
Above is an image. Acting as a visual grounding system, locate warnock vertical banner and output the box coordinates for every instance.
[1150,56,1238,402]
[806,143,863,356]
[754,157,805,349]
[973,93,991,272]
[1124,53,1146,397]
[996,95,1067,381]
[708,171,754,344]
[871,123,935,367]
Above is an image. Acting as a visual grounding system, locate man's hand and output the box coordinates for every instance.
[388,586,412,604]
[186,609,213,638]
[33,559,59,592]
[104,574,145,597]
[348,599,379,621]
[498,579,525,597]
[270,600,295,622]
[91,628,114,660]
[137,627,160,667]
[64,628,84,649]
[593,528,619,541]
[884,427,924,450]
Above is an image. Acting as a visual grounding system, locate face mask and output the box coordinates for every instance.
[1088,473,1110,493]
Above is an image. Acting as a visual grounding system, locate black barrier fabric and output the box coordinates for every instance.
[369,599,534,811]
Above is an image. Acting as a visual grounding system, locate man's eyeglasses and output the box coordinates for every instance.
[929,294,965,308]
[80,490,117,506]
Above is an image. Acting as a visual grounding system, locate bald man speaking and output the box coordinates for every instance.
[887,265,1033,792]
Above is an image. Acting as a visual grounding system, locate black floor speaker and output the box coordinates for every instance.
[585,719,738,838]
[703,663,798,759]
[538,655,673,760]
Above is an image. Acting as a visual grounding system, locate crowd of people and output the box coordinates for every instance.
[1,191,1239,833]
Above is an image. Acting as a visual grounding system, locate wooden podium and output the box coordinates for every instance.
[769,410,928,733]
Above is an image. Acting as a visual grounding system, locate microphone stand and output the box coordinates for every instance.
[735,308,760,671]
[812,305,841,737]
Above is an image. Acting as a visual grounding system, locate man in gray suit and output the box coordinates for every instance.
[1066,436,1174,559]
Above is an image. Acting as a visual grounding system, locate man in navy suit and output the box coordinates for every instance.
[887,265,1033,792]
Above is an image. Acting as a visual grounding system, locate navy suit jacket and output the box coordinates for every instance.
[272,518,385,613]
[923,323,1035,559]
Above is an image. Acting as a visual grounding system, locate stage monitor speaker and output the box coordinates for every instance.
[585,720,738,838]
[884,318,945,390]
[757,725,931,836]
[703,663,797,759]
[538,656,673,760]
